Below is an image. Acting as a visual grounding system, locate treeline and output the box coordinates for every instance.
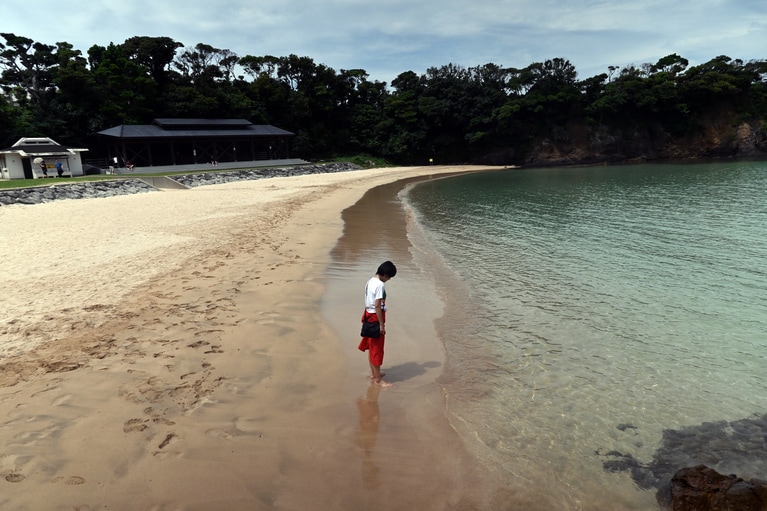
[1,33,766,165]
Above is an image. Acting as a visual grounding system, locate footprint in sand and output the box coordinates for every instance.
[123,418,149,433]
[187,340,209,349]
[5,472,25,483]
[52,394,73,406]
[196,329,225,337]
[206,427,245,440]
[158,432,177,449]
[52,475,86,485]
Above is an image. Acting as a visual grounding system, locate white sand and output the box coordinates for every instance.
[0,166,502,510]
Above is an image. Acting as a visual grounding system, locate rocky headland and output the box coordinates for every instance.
[520,119,767,167]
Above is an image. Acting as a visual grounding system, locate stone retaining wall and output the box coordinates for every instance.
[171,162,360,187]
[0,163,361,206]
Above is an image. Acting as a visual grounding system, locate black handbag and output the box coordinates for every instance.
[360,320,381,338]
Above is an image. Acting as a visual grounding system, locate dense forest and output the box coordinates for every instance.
[1,33,766,166]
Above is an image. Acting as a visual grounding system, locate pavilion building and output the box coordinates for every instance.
[96,118,295,169]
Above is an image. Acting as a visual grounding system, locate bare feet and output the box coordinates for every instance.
[370,372,385,379]
[374,380,394,388]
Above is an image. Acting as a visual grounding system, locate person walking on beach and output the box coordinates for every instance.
[358,261,397,387]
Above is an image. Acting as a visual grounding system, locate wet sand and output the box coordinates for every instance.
[0,166,505,510]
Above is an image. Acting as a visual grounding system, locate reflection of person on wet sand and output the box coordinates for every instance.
[358,261,397,387]
[355,384,381,489]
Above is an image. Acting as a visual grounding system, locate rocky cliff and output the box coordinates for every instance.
[522,118,767,167]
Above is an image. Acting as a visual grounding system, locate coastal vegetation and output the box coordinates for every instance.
[1,33,766,165]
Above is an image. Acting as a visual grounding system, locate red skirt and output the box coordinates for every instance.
[358,310,385,366]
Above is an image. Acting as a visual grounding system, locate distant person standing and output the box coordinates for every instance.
[358,261,397,387]
[39,159,48,177]
[55,160,64,177]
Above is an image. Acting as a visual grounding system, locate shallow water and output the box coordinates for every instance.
[402,161,767,510]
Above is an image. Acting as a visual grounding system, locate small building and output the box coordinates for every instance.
[96,118,295,168]
[0,137,88,179]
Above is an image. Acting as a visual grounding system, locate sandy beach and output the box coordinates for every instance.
[0,165,505,511]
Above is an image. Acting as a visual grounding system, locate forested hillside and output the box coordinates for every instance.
[1,33,766,166]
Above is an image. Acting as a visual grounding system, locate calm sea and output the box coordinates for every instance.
[401,161,767,510]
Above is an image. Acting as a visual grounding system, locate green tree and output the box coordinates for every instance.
[48,42,97,143]
[495,58,581,152]
[166,43,250,118]
[87,42,158,125]
[342,71,388,155]
[122,36,182,87]
[0,91,28,146]
[0,33,57,111]
[379,71,429,162]
[0,33,59,137]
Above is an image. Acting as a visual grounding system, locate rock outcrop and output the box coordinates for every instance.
[521,118,767,167]
[658,465,767,511]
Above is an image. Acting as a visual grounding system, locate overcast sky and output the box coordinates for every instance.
[2,0,765,84]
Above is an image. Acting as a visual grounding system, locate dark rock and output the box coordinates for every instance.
[601,414,767,492]
[519,119,767,167]
[172,162,361,188]
[0,180,157,205]
[657,464,767,511]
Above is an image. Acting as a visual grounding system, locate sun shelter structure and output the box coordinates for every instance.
[96,118,295,169]
[0,137,88,179]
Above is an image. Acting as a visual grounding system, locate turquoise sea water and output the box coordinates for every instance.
[402,162,767,510]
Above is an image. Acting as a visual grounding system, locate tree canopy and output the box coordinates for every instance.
[1,33,765,165]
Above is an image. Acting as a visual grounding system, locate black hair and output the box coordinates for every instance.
[376,260,397,278]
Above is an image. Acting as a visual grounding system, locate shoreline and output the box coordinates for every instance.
[0,165,501,509]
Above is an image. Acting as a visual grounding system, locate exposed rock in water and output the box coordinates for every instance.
[658,464,767,511]
[599,413,767,508]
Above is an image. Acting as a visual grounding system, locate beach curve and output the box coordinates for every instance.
[0,165,507,510]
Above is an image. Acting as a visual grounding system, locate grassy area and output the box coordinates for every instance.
[326,155,393,168]
[0,175,121,189]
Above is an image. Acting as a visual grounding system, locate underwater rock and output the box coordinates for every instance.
[601,414,767,490]
[599,414,767,506]
[657,464,767,511]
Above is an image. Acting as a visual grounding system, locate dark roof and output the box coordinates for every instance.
[154,118,253,129]
[97,118,294,139]
[0,143,78,155]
